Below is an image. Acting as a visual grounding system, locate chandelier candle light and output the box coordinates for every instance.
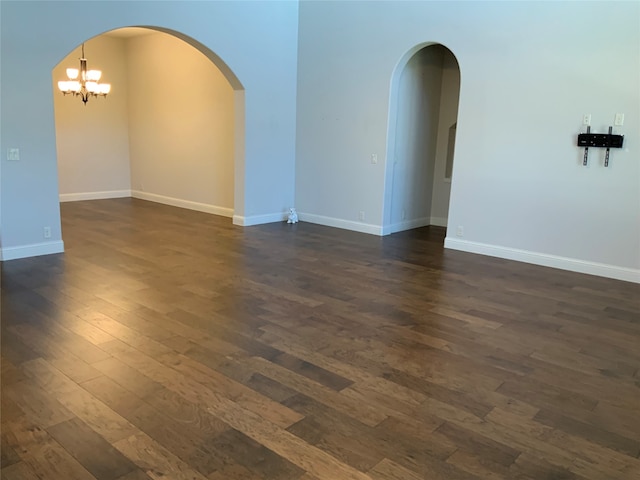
[58,43,111,105]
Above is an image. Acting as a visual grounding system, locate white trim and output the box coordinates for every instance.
[299,213,382,236]
[1,241,64,261]
[59,190,131,202]
[131,190,233,218]
[381,216,430,235]
[444,237,640,284]
[233,212,288,226]
[381,216,448,235]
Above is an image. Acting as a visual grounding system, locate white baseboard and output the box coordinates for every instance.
[299,213,382,236]
[131,190,233,218]
[233,212,288,226]
[381,216,448,235]
[1,241,65,261]
[382,217,431,235]
[60,190,131,202]
[444,237,640,283]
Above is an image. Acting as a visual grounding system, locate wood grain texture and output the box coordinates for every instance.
[47,417,137,480]
[2,198,639,479]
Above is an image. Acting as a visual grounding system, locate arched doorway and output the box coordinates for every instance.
[52,26,245,225]
[383,43,460,236]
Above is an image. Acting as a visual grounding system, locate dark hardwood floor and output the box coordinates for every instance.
[2,198,639,480]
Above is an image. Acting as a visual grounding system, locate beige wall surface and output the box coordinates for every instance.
[54,35,131,198]
[127,32,234,211]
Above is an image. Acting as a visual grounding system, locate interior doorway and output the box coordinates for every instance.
[52,26,245,226]
[383,43,460,235]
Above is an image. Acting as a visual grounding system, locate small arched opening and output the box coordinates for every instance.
[383,43,460,237]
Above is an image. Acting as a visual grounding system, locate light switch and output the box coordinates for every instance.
[614,113,624,126]
[7,148,19,161]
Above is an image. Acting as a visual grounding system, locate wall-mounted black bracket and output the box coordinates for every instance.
[577,126,624,167]
[577,132,624,149]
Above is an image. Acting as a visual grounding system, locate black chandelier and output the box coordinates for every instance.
[58,43,111,105]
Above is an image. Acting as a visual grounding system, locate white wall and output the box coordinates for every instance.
[2,1,638,282]
[54,35,132,201]
[295,1,639,282]
[127,32,234,215]
[0,0,299,260]
[430,49,460,225]
[389,46,443,232]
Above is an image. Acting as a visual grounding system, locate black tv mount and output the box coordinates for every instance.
[578,126,624,167]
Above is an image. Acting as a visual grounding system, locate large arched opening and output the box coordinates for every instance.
[52,26,245,239]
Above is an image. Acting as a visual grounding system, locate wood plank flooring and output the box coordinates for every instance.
[2,198,639,479]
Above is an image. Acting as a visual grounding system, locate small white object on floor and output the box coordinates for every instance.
[287,207,299,224]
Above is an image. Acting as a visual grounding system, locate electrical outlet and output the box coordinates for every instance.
[582,114,591,126]
[358,211,365,221]
[456,225,464,237]
[43,226,51,239]
[614,113,624,126]
[371,153,378,165]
